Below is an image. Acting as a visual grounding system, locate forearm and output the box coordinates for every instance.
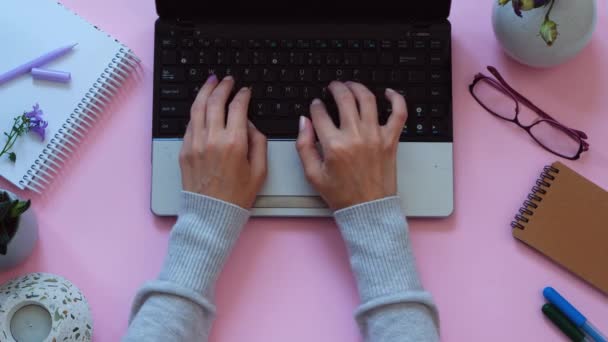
[124,192,249,342]
[334,197,439,342]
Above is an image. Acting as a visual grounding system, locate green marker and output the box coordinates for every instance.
[542,303,589,342]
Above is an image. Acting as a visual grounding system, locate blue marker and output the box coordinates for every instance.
[544,287,607,342]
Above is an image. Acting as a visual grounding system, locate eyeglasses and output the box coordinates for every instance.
[469,66,589,160]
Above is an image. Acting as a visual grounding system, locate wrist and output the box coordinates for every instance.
[159,191,250,297]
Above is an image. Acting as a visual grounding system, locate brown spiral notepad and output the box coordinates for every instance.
[511,162,608,295]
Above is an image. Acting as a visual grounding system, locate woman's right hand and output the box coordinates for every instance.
[296,81,408,210]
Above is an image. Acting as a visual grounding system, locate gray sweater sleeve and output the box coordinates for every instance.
[124,193,439,342]
[123,191,250,342]
[334,196,440,342]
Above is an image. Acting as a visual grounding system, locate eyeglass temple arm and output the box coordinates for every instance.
[486,66,588,139]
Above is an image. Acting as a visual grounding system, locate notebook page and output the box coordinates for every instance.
[0,0,126,188]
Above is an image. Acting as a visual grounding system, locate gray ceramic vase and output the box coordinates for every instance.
[0,190,38,270]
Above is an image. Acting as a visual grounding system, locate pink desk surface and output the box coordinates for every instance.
[1,0,607,341]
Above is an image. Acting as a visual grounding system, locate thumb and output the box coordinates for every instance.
[295,116,323,184]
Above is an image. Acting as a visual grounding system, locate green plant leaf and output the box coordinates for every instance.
[0,201,11,222]
[9,199,30,218]
[8,152,16,163]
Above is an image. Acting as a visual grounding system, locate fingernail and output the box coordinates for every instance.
[299,116,307,132]
[206,74,217,83]
[224,75,234,81]
[240,87,249,92]
[386,88,395,94]
[311,98,322,106]
[248,120,255,129]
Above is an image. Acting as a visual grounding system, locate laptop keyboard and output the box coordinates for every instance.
[154,27,452,142]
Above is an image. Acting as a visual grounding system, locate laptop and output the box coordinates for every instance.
[151,0,454,217]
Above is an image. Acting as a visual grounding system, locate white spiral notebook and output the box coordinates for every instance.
[0,0,139,193]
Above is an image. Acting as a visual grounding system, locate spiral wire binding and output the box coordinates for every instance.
[511,165,560,230]
[19,48,140,193]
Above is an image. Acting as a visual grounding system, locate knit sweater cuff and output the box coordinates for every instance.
[159,191,250,297]
[334,196,423,303]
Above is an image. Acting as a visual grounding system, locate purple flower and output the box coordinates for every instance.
[25,103,48,141]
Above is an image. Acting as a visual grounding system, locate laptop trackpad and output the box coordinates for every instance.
[258,141,318,196]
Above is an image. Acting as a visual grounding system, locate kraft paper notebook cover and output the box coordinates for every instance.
[511,162,608,295]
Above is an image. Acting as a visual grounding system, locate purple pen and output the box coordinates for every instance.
[0,43,77,85]
[31,68,71,83]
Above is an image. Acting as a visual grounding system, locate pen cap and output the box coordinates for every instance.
[542,304,586,342]
[543,287,586,327]
[31,67,71,83]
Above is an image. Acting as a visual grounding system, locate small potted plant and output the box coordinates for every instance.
[492,0,597,68]
[0,191,37,270]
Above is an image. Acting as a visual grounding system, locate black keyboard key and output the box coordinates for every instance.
[160,85,187,99]
[197,38,213,48]
[414,40,427,49]
[251,85,265,98]
[224,67,241,78]
[296,39,311,48]
[253,102,268,116]
[269,52,287,65]
[160,67,184,82]
[430,55,446,66]
[326,53,342,65]
[180,29,194,37]
[274,102,291,116]
[284,86,299,98]
[380,53,394,65]
[302,86,320,99]
[431,104,446,117]
[263,68,278,82]
[248,39,263,48]
[389,70,401,82]
[352,69,370,82]
[296,68,312,82]
[431,120,445,136]
[397,40,409,49]
[159,119,181,134]
[181,38,194,48]
[415,121,427,135]
[398,53,424,66]
[364,40,377,49]
[265,85,281,98]
[430,87,448,99]
[186,67,203,82]
[412,104,427,118]
[233,51,249,65]
[362,53,377,65]
[265,39,280,48]
[160,102,189,117]
[331,40,346,49]
[294,103,306,116]
[316,69,329,82]
[213,38,227,48]
[161,50,177,64]
[281,39,295,49]
[344,53,360,66]
[230,39,243,48]
[205,66,225,79]
[160,38,176,49]
[193,30,202,38]
[314,39,329,49]
[371,70,385,83]
[289,52,305,65]
[280,69,295,82]
[380,40,394,49]
[306,52,323,65]
[407,70,426,83]
[430,70,446,83]
[243,68,258,82]
[430,40,442,50]
[347,40,361,49]
[334,68,352,81]
[252,52,267,65]
[196,51,211,64]
[406,87,426,99]
[401,123,410,136]
[179,50,194,64]
[216,50,231,65]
